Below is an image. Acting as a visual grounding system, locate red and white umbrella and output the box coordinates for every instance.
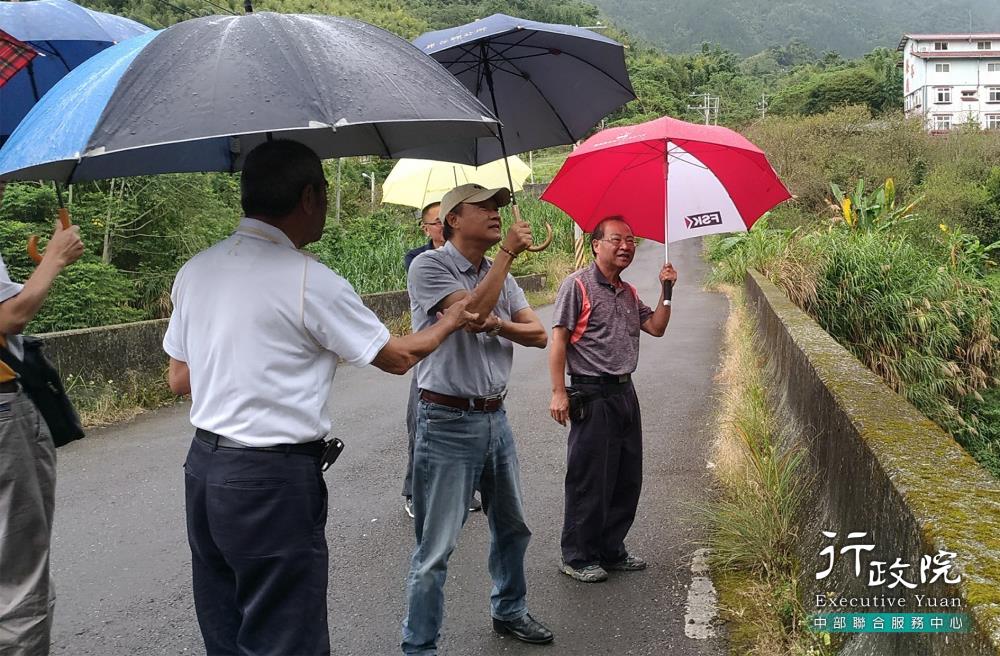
[541,115,791,303]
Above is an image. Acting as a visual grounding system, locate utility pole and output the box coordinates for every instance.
[334,158,343,223]
[687,92,719,125]
[361,171,376,209]
[757,93,768,119]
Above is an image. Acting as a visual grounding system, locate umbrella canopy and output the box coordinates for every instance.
[541,116,791,244]
[0,13,499,183]
[0,0,150,143]
[411,13,635,164]
[0,29,35,88]
[382,156,531,209]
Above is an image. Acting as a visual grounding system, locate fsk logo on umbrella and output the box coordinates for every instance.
[685,211,723,230]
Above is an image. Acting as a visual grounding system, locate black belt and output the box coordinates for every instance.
[0,380,18,394]
[570,374,631,385]
[195,428,325,457]
[420,389,505,412]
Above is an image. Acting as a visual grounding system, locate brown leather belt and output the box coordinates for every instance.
[0,380,18,394]
[420,389,505,412]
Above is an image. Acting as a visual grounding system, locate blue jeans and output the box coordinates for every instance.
[401,401,532,655]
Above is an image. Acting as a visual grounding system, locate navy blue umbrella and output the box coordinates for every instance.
[0,13,499,183]
[412,14,635,166]
[0,0,150,144]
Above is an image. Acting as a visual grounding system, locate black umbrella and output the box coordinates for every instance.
[411,14,635,247]
[0,13,499,183]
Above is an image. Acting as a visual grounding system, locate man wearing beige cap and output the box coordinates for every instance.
[402,184,553,654]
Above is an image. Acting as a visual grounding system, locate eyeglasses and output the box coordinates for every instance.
[600,236,637,247]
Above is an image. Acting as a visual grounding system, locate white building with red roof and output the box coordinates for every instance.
[898,33,1000,131]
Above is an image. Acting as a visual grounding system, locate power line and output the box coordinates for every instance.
[199,0,237,15]
[149,0,205,21]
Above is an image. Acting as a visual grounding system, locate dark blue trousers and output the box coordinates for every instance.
[560,382,643,569]
[184,436,330,656]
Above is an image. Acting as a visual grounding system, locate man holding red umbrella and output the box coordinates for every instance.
[548,216,677,582]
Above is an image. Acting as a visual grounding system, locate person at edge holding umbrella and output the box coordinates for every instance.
[401,201,483,517]
[548,216,677,583]
[0,221,84,654]
[163,141,478,656]
[402,183,553,653]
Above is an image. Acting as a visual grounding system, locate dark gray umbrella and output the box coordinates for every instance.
[411,14,635,165]
[0,13,499,182]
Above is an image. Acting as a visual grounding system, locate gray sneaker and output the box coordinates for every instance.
[404,496,414,519]
[560,562,608,582]
[602,554,647,571]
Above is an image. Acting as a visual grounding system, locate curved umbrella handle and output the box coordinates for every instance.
[510,203,553,253]
[526,222,553,252]
[28,207,72,264]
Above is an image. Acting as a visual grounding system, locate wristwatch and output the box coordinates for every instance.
[487,318,503,337]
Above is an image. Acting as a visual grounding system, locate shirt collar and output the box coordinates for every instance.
[236,217,297,249]
[591,263,625,290]
[442,240,489,275]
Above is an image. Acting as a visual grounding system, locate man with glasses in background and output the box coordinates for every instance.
[547,215,677,583]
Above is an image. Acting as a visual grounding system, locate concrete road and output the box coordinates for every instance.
[49,238,727,656]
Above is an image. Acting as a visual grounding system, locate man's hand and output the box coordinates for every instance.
[501,220,534,256]
[464,313,501,334]
[435,296,478,331]
[43,220,84,269]
[550,390,569,426]
[659,263,678,285]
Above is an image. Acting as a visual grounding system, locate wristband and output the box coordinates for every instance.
[498,245,518,259]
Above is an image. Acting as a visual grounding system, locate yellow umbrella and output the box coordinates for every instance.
[382,156,532,209]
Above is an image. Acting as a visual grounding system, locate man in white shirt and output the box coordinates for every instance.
[163,140,474,656]
[0,222,84,655]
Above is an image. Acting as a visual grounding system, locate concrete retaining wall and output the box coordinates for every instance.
[37,274,546,385]
[745,270,1000,655]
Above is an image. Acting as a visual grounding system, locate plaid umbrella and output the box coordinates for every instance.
[0,29,35,89]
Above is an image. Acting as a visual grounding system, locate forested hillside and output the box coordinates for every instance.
[589,0,1000,57]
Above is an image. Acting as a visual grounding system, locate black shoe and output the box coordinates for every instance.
[492,613,554,644]
[469,492,482,512]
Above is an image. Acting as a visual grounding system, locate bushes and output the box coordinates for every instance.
[28,262,145,333]
[707,222,1000,476]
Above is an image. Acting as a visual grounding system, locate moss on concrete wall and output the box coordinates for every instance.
[746,270,1000,656]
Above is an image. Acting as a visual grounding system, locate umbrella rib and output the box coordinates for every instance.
[489,31,634,99]
[484,42,575,142]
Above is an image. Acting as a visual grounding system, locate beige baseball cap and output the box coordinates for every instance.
[439,183,511,220]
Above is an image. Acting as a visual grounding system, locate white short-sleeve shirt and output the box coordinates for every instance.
[163,218,390,446]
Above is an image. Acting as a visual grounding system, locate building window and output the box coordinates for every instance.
[987,115,1000,129]
[989,63,1000,72]
[935,63,950,72]
[990,87,1000,102]
[936,87,952,103]
[933,115,952,130]
[934,42,948,50]
[961,89,978,101]
[978,41,993,50]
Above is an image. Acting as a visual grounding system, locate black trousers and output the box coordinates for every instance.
[184,436,330,656]
[560,381,643,569]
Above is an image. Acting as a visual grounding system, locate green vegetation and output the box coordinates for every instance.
[706,287,827,656]
[706,109,1000,477]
